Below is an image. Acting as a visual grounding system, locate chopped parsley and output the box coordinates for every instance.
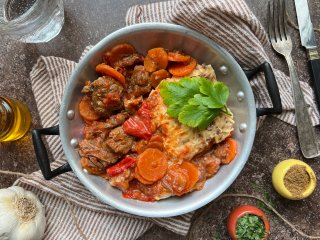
[236,214,267,240]
[159,77,230,130]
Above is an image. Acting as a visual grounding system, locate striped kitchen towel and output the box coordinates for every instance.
[14,0,319,240]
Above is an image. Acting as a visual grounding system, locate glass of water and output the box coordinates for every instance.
[0,0,64,43]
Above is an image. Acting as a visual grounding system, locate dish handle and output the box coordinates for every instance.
[243,62,282,117]
[31,62,281,180]
[32,125,72,180]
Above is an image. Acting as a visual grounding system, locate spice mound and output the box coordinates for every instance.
[284,164,310,198]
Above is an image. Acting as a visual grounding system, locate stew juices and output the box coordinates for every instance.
[0,97,31,142]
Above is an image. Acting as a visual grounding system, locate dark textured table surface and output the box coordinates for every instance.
[1,0,320,239]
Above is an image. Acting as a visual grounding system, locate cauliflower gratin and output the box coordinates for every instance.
[78,43,236,201]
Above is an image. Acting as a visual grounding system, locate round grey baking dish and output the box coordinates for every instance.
[32,23,281,217]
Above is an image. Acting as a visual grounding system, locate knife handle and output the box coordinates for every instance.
[308,56,320,113]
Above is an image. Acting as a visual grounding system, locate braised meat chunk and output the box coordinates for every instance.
[113,53,144,68]
[104,111,129,128]
[79,137,121,164]
[91,76,124,116]
[79,134,122,175]
[84,121,110,140]
[84,112,129,139]
[106,126,135,154]
[80,156,108,175]
[124,96,143,114]
[127,65,151,97]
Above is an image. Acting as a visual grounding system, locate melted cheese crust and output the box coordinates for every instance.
[148,64,234,163]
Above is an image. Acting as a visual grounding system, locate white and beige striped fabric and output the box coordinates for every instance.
[14,0,319,239]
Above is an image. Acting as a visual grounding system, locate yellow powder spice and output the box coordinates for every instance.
[284,164,310,197]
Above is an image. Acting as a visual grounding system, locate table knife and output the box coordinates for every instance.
[294,0,320,112]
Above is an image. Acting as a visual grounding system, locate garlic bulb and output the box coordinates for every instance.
[0,186,46,240]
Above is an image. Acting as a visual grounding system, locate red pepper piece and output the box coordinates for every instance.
[122,117,152,140]
[122,102,152,139]
[122,189,155,202]
[136,102,151,129]
[106,156,136,177]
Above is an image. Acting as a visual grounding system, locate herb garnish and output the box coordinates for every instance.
[159,77,230,129]
[236,214,267,240]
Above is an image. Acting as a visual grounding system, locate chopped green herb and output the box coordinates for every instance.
[236,214,267,240]
[199,80,229,108]
[160,77,201,118]
[179,104,220,129]
[159,77,230,129]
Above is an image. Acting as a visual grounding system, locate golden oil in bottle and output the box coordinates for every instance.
[0,96,31,142]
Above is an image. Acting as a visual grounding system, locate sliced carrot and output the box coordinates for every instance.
[147,141,164,151]
[96,63,125,84]
[214,138,237,165]
[144,47,168,72]
[148,48,168,69]
[180,162,199,191]
[147,135,164,150]
[144,55,158,72]
[168,57,197,77]
[134,167,154,185]
[79,96,100,121]
[104,43,136,65]
[222,138,237,164]
[150,69,171,88]
[137,148,168,182]
[165,165,190,196]
[149,135,163,143]
[168,52,191,62]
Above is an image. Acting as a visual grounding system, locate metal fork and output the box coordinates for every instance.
[268,0,320,158]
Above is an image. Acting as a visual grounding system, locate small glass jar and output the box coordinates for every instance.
[0,0,64,43]
[0,97,31,142]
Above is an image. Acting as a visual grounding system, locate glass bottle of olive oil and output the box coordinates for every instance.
[0,97,31,142]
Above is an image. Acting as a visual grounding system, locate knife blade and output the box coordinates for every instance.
[294,0,320,114]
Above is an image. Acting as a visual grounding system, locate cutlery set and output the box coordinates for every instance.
[268,0,320,158]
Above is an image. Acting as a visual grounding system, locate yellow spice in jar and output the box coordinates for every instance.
[283,164,310,198]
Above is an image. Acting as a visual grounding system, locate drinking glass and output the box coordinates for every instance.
[0,0,64,43]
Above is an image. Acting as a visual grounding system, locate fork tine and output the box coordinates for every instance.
[283,0,288,39]
[274,0,281,41]
[278,0,286,41]
[267,1,275,41]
